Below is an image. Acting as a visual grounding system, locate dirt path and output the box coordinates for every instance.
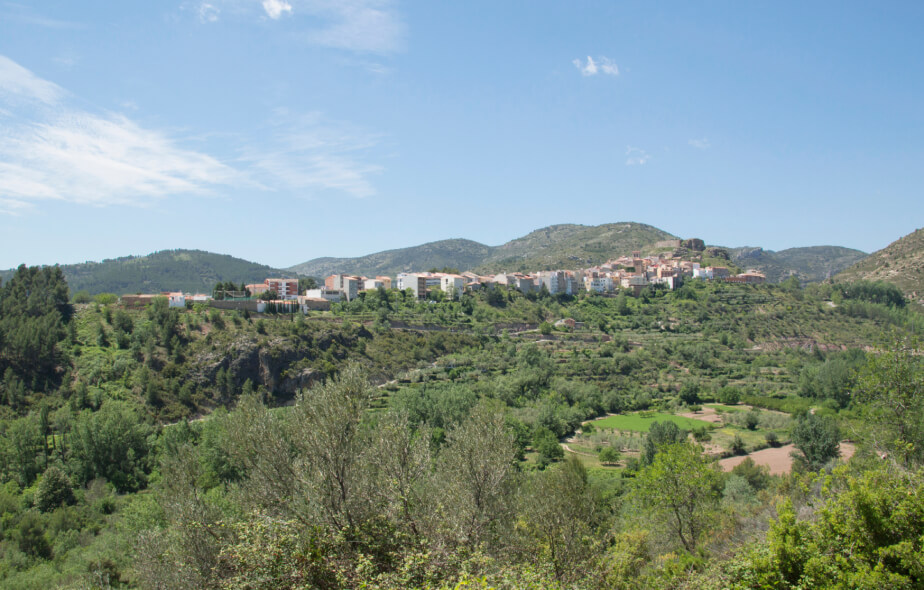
[561,443,596,457]
[720,442,857,475]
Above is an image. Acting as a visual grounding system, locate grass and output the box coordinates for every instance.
[591,412,713,432]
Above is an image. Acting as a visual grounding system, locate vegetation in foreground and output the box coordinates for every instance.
[0,265,922,588]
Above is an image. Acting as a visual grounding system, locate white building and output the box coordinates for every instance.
[584,276,613,293]
[440,275,465,300]
[167,292,186,308]
[304,288,343,302]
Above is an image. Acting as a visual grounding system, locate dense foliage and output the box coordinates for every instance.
[0,265,922,588]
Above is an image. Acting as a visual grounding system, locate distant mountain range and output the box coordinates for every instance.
[834,227,924,302]
[728,246,868,284]
[1,250,295,296]
[287,222,676,277]
[2,222,889,297]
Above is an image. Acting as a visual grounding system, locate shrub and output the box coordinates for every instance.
[599,446,621,465]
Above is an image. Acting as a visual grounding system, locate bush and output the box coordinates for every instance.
[765,431,780,447]
[599,446,621,465]
[730,434,746,455]
[34,466,76,512]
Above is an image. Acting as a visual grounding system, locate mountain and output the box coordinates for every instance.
[834,227,924,301]
[729,246,868,284]
[288,239,492,279]
[477,222,676,273]
[289,222,677,277]
[0,249,295,296]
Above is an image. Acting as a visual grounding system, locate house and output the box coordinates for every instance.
[440,275,465,300]
[246,283,268,295]
[299,296,332,311]
[584,276,613,293]
[397,273,429,299]
[374,276,393,289]
[364,278,384,291]
[166,292,186,308]
[325,274,360,301]
[304,288,343,302]
[264,278,299,300]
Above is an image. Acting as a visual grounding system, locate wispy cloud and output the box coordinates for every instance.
[0,56,385,213]
[190,0,404,53]
[688,138,710,150]
[242,111,382,198]
[198,2,220,22]
[0,55,65,105]
[1,4,84,30]
[625,146,650,166]
[0,55,240,211]
[262,0,292,19]
[572,56,618,77]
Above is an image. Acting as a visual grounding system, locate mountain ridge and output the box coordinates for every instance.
[0,249,297,296]
[834,227,924,303]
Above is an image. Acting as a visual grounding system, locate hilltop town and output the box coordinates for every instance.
[119,241,766,312]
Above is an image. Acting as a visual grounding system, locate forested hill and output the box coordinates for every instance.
[288,221,868,282]
[0,250,295,296]
[287,238,493,280]
[834,227,924,304]
[729,245,868,284]
[288,222,677,277]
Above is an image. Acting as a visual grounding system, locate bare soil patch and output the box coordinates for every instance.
[720,442,857,475]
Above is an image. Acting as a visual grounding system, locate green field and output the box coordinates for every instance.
[591,412,713,432]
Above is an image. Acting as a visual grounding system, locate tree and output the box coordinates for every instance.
[598,446,621,465]
[532,426,564,466]
[633,442,721,552]
[433,401,519,548]
[642,420,686,465]
[679,381,701,405]
[790,413,840,472]
[69,401,153,492]
[35,465,76,512]
[517,457,603,583]
[854,337,924,468]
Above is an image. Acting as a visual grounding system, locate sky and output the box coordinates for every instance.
[1,1,923,269]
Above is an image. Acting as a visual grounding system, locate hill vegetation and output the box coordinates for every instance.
[0,249,296,296]
[290,222,868,283]
[730,245,867,284]
[1,261,923,588]
[289,222,677,277]
[834,226,924,304]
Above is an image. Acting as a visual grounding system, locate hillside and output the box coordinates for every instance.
[289,222,677,277]
[834,227,924,303]
[729,246,867,284]
[0,249,295,295]
[287,238,492,279]
[477,222,677,272]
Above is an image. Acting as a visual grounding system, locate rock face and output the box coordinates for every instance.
[192,336,324,400]
[682,238,705,252]
[704,247,730,260]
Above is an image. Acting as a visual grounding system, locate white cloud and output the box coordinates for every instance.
[0,55,66,105]
[242,112,382,198]
[0,56,385,213]
[688,138,710,150]
[573,56,618,77]
[625,146,650,166]
[190,0,404,53]
[0,55,240,210]
[262,0,292,19]
[198,2,220,22]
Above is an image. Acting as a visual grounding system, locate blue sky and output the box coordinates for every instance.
[1,1,922,269]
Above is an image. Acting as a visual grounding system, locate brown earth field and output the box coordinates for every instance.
[719,442,856,475]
